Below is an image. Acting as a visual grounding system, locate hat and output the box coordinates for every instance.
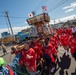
[0,57,7,66]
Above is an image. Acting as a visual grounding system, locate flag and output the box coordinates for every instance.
[32,11,36,16]
[28,13,33,18]
[42,6,48,12]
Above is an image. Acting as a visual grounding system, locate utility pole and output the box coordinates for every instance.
[59,19,60,23]
[2,12,10,34]
[4,11,14,36]
[54,19,55,25]
[5,16,10,34]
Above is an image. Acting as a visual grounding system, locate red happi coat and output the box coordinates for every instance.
[19,48,36,72]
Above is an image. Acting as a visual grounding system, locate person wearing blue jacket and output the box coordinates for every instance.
[0,53,29,75]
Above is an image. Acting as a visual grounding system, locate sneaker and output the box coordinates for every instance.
[51,67,55,73]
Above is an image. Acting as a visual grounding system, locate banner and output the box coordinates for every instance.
[42,6,48,12]
[28,13,33,18]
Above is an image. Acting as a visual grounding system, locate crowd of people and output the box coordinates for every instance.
[0,25,76,75]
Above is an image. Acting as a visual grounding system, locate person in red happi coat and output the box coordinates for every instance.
[19,41,36,75]
[69,27,76,60]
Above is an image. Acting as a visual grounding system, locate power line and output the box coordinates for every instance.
[48,0,64,12]
[9,16,28,18]
[0,15,27,18]
[35,0,66,14]
[48,0,69,13]
[34,0,43,11]
[0,15,5,17]
[47,0,56,8]
[0,23,6,24]
[0,0,69,20]
[0,21,26,25]
[36,0,49,13]
[34,0,48,13]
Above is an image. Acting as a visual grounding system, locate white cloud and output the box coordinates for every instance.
[63,2,76,13]
[63,6,70,9]
[60,14,76,21]
[63,2,76,9]
[50,14,76,24]
[65,8,74,13]
[0,26,31,38]
[50,20,59,24]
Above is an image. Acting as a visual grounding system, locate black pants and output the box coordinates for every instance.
[3,49,7,54]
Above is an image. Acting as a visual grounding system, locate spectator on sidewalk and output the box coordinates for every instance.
[1,42,7,55]
[0,42,2,50]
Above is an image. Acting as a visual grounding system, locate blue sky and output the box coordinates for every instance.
[0,0,76,29]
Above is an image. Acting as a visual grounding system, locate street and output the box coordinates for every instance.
[54,47,76,75]
[0,46,76,75]
[0,45,15,63]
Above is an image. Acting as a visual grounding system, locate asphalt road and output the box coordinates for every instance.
[0,46,76,75]
[0,45,15,64]
[54,47,76,75]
